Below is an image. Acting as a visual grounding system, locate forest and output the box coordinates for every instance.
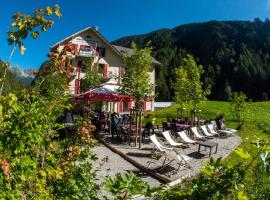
[113,19,270,101]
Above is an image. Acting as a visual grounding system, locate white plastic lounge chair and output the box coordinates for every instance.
[150,134,173,152]
[149,134,192,171]
[191,127,207,140]
[175,150,193,171]
[207,124,219,135]
[226,128,237,133]
[211,120,237,133]
[201,125,216,137]
[208,124,233,135]
[177,131,197,144]
[162,131,184,147]
[218,129,234,136]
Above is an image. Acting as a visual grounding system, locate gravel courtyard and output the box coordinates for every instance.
[91,132,242,198]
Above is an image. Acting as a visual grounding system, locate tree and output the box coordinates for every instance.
[80,57,101,93]
[0,5,61,96]
[120,42,154,109]
[174,54,210,110]
[230,92,248,129]
[224,81,232,100]
[173,66,189,109]
[0,6,101,199]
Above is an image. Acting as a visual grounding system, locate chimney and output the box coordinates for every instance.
[94,26,99,31]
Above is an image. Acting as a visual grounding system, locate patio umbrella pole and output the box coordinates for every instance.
[139,110,142,149]
[129,109,132,145]
[135,111,138,147]
[109,101,112,135]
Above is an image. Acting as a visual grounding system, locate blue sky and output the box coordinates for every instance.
[1,0,270,69]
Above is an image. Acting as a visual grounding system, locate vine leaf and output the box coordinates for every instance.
[235,148,251,159]
[237,191,248,200]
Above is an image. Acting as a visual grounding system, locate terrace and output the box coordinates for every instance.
[91,115,242,190]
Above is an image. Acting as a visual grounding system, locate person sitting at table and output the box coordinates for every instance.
[64,110,74,137]
[99,111,107,132]
[111,112,120,139]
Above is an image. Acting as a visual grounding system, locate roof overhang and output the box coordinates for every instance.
[50,26,122,58]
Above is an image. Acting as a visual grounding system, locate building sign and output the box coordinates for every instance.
[69,36,99,57]
[69,36,99,46]
[78,45,96,57]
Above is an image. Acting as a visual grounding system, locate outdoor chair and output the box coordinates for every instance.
[207,124,220,136]
[162,121,171,131]
[209,122,234,136]
[212,120,237,134]
[200,125,216,137]
[162,131,184,147]
[148,134,192,172]
[190,127,207,140]
[177,131,198,144]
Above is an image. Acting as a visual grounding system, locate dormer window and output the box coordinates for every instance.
[97,47,106,57]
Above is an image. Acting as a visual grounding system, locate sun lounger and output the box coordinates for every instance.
[211,120,237,133]
[150,134,173,152]
[191,127,207,140]
[208,123,234,136]
[162,131,184,147]
[201,125,217,137]
[177,131,197,144]
[149,134,192,171]
[226,128,237,133]
[207,124,219,135]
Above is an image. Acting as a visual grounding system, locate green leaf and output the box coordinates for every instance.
[31,31,39,39]
[235,148,251,159]
[237,191,248,200]
[41,26,47,32]
[46,6,53,15]
[54,5,62,17]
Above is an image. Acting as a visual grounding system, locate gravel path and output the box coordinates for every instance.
[91,132,242,198]
[92,144,161,198]
[105,133,242,180]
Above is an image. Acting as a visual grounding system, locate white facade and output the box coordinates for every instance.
[51,27,158,112]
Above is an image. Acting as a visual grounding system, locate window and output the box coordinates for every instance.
[78,60,82,67]
[123,102,129,112]
[99,64,104,75]
[97,47,106,57]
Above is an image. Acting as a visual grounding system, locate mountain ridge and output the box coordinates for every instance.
[9,66,35,86]
[112,19,270,101]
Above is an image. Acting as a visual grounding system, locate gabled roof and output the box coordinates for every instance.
[112,45,160,65]
[50,26,160,64]
[50,26,122,57]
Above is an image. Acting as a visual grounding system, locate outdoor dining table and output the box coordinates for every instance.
[122,124,144,132]
[175,123,190,129]
[167,122,190,129]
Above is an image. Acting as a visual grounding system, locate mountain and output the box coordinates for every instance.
[0,63,26,95]
[113,19,270,101]
[9,66,35,86]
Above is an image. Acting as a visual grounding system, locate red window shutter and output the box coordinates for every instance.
[144,101,147,111]
[119,101,123,112]
[121,66,125,76]
[103,64,108,78]
[75,79,79,95]
[128,101,132,110]
[96,47,99,57]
